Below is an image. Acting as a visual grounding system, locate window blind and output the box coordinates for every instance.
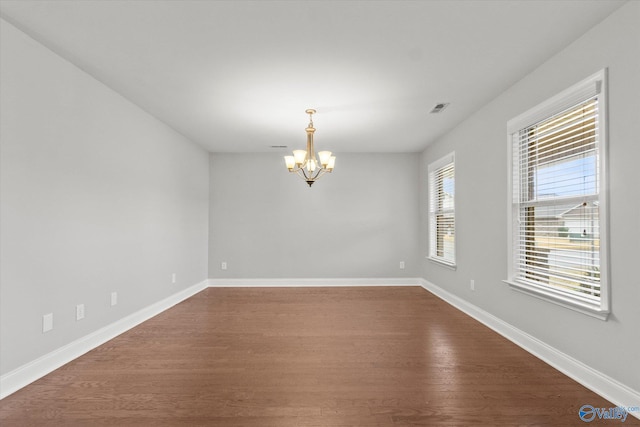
[514,97,601,303]
[429,155,455,265]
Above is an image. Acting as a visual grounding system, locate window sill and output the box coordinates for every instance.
[503,279,609,321]
[426,256,457,270]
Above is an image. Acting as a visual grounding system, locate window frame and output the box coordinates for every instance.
[505,69,610,320]
[428,152,456,269]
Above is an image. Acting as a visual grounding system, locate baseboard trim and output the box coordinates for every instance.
[419,278,640,419]
[208,277,423,287]
[0,280,209,400]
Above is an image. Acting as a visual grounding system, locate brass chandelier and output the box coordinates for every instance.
[284,109,335,187]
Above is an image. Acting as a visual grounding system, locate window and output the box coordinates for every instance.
[506,70,609,319]
[428,152,455,267]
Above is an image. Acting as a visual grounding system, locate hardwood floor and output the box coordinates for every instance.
[0,287,629,426]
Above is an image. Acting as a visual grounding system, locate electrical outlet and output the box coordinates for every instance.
[76,304,85,321]
[399,261,405,269]
[171,273,176,284]
[43,313,53,333]
[111,292,118,306]
[470,279,475,291]
[221,261,227,270]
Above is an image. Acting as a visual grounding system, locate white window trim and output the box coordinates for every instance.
[504,69,610,320]
[428,152,456,269]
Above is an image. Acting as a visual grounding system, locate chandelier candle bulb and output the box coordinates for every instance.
[327,156,336,171]
[284,156,295,171]
[306,159,317,172]
[292,150,307,166]
[284,109,336,187]
[318,151,332,167]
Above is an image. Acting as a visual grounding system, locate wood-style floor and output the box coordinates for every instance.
[0,287,627,426]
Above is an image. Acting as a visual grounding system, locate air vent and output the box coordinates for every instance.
[430,103,450,114]
[270,145,288,149]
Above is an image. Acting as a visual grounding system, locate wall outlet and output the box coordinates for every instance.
[76,304,85,321]
[470,279,475,291]
[171,273,176,284]
[399,261,405,269]
[111,292,118,306]
[43,313,53,333]
[221,261,227,270]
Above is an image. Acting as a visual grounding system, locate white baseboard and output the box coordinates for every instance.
[208,277,423,287]
[419,278,640,420]
[0,280,209,400]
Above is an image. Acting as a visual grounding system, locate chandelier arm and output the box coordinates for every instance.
[315,169,327,180]
[300,167,319,182]
[297,167,310,181]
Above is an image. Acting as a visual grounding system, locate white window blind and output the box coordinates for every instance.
[429,153,455,266]
[506,69,609,319]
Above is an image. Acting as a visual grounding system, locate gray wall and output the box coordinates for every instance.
[209,153,420,278]
[420,2,640,391]
[0,19,210,375]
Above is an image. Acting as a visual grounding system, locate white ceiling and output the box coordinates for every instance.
[0,0,625,153]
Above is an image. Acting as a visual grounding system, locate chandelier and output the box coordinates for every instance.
[284,109,335,187]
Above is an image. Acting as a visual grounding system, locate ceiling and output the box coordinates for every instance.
[0,0,625,153]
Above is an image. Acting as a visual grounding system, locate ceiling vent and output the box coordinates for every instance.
[430,103,450,114]
[270,145,288,149]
